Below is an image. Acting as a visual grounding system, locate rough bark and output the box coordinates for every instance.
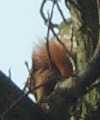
[40,0,100,120]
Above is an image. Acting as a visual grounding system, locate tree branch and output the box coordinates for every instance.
[39,0,100,119]
[0,71,48,120]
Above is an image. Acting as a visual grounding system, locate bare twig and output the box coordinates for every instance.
[49,23,76,70]
[23,61,30,91]
[46,0,56,67]
[25,61,30,73]
[8,68,12,80]
[40,0,59,28]
[40,0,76,68]
[70,26,74,52]
[40,0,68,29]
[56,1,67,23]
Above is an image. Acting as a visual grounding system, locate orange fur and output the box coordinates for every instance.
[29,40,75,102]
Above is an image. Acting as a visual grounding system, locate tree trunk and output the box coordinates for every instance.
[40,0,100,120]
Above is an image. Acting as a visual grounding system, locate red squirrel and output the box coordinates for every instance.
[27,40,76,103]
